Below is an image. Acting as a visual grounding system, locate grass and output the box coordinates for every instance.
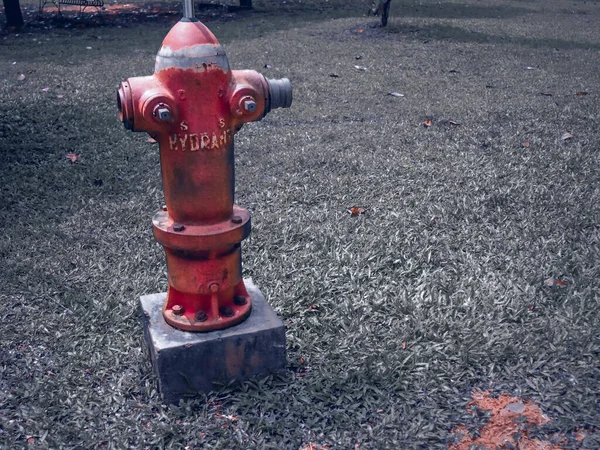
[1,0,600,448]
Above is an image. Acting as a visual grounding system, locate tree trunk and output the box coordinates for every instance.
[2,0,24,30]
[380,0,392,27]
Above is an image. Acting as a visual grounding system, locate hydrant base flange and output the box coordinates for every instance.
[140,278,286,403]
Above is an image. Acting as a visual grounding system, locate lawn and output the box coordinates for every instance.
[1,0,599,448]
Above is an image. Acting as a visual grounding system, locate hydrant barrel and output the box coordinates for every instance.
[118,19,291,332]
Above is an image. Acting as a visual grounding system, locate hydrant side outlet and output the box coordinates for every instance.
[118,19,292,332]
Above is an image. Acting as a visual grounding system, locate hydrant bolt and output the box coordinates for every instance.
[172,305,184,316]
[173,223,185,232]
[244,99,257,112]
[234,296,247,306]
[155,106,171,121]
[195,310,207,322]
[220,306,234,317]
[231,215,243,224]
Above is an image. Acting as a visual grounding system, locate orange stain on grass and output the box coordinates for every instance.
[449,390,566,450]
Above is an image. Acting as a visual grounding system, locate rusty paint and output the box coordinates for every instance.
[117,18,288,332]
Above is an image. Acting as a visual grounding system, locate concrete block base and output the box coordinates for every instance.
[140,278,286,403]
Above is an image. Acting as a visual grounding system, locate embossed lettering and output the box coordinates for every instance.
[169,134,178,150]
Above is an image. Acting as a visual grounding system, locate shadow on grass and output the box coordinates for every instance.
[384,22,600,50]
[391,1,531,20]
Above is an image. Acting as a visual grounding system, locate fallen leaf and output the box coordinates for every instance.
[448,120,460,126]
[17,74,25,81]
[401,341,407,350]
[56,94,64,99]
[423,119,432,127]
[341,99,348,103]
[357,28,364,33]
[528,305,535,311]
[307,304,318,310]
[65,153,79,163]
[522,141,530,148]
[561,132,573,140]
[540,92,553,96]
[42,87,49,92]
[299,357,305,364]
[147,137,157,143]
[544,278,567,288]
[26,436,35,445]
[389,92,404,97]
[576,91,588,96]
[347,207,366,216]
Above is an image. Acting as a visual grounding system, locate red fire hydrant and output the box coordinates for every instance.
[117,17,292,332]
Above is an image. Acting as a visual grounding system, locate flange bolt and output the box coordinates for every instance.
[195,310,207,322]
[220,306,234,317]
[173,223,185,232]
[234,296,247,306]
[172,305,184,316]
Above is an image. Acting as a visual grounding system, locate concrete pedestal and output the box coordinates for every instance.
[139,278,286,403]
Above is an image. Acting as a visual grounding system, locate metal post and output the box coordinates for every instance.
[182,0,194,19]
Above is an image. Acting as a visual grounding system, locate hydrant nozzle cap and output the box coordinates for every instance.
[266,78,292,112]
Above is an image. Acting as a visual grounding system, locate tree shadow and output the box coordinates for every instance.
[391,1,532,20]
[384,22,600,51]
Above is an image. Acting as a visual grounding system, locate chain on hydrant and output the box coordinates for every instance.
[117,16,292,332]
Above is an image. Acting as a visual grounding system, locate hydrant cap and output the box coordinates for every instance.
[155,20,230,74]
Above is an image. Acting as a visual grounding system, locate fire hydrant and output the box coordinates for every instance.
[117,17,292,332]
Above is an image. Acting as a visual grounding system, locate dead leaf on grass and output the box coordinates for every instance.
[57,94,64,99]
[17,74,25,81]
[423,119,432,127]
[448,120,460,126]
[521,141,530,148]
[576,91,588,96]
[65,153,79,163]
[147,137,157,143]
[401,341,407,350]
[42,87,49,92]
[561,132,574,140]
[544,278,567,288]
[347,206,366,216]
